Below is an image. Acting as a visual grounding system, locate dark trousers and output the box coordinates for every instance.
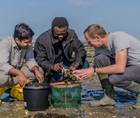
[94,48,140,89]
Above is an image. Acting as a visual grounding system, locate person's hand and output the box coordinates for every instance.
[8,68,28,87]
[51,63,63,72]
[69,66,76,71]
[69,63,79,71]
[72,67,94,80]
[16,72,28,87]
[34,69,44,83]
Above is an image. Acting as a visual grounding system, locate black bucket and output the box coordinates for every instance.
[23,83,50,111]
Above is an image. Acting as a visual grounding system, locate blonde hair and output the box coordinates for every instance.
[84,24,107,38]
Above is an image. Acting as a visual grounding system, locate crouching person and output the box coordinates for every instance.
[34,17,88,83]
[73,24,140,108]
[0,23,44,92]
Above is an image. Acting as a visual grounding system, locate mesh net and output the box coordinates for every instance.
[51,83,81,108]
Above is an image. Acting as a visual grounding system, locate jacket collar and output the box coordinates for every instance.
[11,37,21,50]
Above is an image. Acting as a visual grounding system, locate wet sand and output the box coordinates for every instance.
[0,78,139,118]
[0,100,140,118]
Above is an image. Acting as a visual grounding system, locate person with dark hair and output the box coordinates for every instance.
[0,23,44,88]
[34,17,88,83]
[73,24,140,108]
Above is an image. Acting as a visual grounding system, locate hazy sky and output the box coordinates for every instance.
[0,0,140,40]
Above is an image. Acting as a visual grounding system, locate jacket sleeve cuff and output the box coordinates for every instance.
[0,63,13,74]
[26,59,38,70]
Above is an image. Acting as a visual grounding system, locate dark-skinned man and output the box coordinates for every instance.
[34,17,88,83]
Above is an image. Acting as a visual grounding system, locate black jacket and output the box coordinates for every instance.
[34,29,86,73]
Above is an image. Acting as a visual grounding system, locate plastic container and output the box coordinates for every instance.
[23,83,50,111]
[50,82,81,108]
[10,84,24,101]
[81,89,104,104]
[115,91,136,104]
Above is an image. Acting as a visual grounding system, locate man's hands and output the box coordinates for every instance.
[31,66,44,83]
[51,63,63,72]
[72,67,94,80]
[51,62,80,72]
[69,62,80,71]
[16,72,28,87]
[9,68,28,87]
[9,66,44,87]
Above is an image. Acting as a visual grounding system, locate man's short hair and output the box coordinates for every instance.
[84,24,107,38]
[51,17,69,29]
[13,23,34,40]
